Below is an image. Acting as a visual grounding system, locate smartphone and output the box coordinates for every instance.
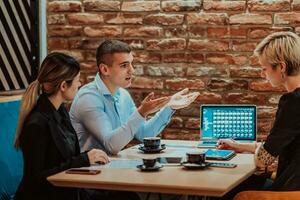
[157,157,183,165]
[207,162,237,168]
[66,168,101,175]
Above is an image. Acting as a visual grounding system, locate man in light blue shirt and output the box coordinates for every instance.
[70,40,199,155]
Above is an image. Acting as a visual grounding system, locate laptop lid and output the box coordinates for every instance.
[200,104,257,141]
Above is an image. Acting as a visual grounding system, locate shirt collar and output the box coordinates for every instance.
[95,73,120,101]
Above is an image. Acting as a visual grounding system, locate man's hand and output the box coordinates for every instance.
[167,88,200,110]
[138,92,170,117]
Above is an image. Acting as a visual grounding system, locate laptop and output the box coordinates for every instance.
[198,104,257,148]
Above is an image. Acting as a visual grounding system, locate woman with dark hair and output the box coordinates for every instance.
[14,52,110,200]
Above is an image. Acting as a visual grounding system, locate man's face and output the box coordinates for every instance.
[103,52,135,89]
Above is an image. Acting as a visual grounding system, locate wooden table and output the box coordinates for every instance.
[47,140,256,197]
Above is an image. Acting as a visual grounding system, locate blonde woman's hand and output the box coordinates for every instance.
[87,149,110,164]
[217,139,244,153]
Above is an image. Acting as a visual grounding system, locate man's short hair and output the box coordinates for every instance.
[96,40,132,67]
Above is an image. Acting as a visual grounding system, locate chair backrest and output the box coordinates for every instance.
[234,191,300,200]
[0,96,23,199]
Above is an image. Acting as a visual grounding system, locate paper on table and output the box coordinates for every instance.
[80,160,143,170]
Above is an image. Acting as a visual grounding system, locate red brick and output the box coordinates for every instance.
[67,13,104,25]
[250,55,260,66]
[131,65,144,76]
[84,51,96,62]
[230,27,248,39]
[230,14,272,25]
[178,105,200,117]
[188,27,206,38]
[188,39,229,52]
[249,28,272,39]
[249,27,294,39]
[144,14,184,26]
[223,93,268,105]
[268,94,281,105]
[50,50,84,61]
[186,53,204,64]
[292,0,300,11]
[206,53,248,65]
[162,1,201,12]
[163,53,187,63]
[48,38,68,49]
[146,38,186,50]
[195,92,222,104]
[230,66,261,78]
[187,13,228,25]
[146,65,185,76]
[204,0,245,11]
[80,62,97,72]
[133,52,161,63]
[48,14,66,25]
[48,1,81,12]
[232,41,257,52]
[165,78,205,90]
[162,129,199,140]
[257,106,277,118]
[122,1,160,12]
[48,26,82,37]
[185,118,200,129]
[122,39,144,50]
[248,0,290,12]
[249,80,285,92]
[207,27,229,39]
[131,77,163,89]
[296,27,300,35]
[258,119,273,133]
[83,26,122,37]
[69,38,83,49]
[124,27,163,37]
[104,13,143,24]
[186,67,227,77]
[82,39,104,49]
[83,0,120,11]
[275,12,300,25]
[168,117,184,128]
[207,79,248,91]
[165,27,187,38]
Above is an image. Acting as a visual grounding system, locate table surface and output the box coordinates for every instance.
[47,140,256,197]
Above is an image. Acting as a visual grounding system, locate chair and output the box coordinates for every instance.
[0,96,23,200]
[234,190,300,200]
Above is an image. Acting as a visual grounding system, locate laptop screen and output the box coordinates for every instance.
[200,105,256,141]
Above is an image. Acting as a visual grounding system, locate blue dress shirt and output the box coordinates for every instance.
[69,73,175,155]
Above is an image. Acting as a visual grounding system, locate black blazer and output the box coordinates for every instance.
[15,94,90,200]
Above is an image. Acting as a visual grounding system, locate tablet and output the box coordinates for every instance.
[205,149,236,160]
[157,157,183,165]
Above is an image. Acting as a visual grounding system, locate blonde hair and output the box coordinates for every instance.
[254,31,300,76]
[15,52,80,148]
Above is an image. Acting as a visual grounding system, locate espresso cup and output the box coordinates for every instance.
[186,151,206,164]
[142,158,157,168]
[143,137,161,149]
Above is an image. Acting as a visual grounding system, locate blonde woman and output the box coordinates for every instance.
[218,31,300,191]
[14,53,110,200]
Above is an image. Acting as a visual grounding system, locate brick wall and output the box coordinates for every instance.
[47,0,300,141]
